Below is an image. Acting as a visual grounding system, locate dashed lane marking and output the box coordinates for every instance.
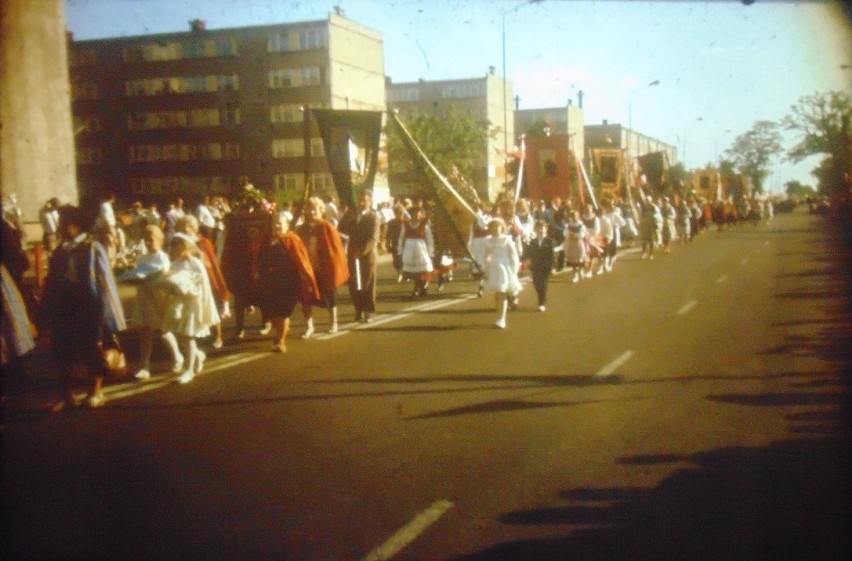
[360,500,454,561]
[677,300,698,315]
[595,350,635,378]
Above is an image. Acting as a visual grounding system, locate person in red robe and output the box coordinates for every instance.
[258,214,319,352]
[295,197,349,338]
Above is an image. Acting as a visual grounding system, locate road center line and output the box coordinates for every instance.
[677,300,698,315]
[360,500,454,561]
[595,350,634,377]
[715,274,728,284]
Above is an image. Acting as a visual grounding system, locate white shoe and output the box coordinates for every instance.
[195,351,206,373]
[494,318,506,329]
[538,305,546,312]
[212,338,223,349]
[572,274,580,283]
[134,368,151,381]
[301,325,315,339]
[171,356,184,374]
[328,322,338,334]
[259,322,272,336]
[177,370,195,384]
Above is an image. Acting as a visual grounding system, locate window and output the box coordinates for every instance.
[268,31,293,52]
[310,138,325,157]
[299,27,328,50]
[301,67,321,86]
[269,69,297,88]
[72,82,99,100]
[272,139,304,158]
[190,109,220,127]
[76,148,103,165]
[274,173,304,192]
[270,104,303,123]
[312,173,334,191]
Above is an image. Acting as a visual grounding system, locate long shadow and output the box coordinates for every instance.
[450,437,851,561]
[403,396,645,420]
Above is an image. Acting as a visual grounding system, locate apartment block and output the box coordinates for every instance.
[387,72,513,203]
[515,102,585,159]
[69,13,385,210]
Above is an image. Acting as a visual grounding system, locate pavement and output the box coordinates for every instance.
[2,250,399,422]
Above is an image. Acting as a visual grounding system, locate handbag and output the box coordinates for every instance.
[99,333,128,379]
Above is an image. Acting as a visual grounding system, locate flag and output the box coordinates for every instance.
[312,109,383,207]
[637,151,667,194]
[389,112,480,269]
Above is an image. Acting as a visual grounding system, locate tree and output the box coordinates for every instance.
[782,90,851,196]
[723,120,782,194]
[784,180,816,198]
[386,108,490,204]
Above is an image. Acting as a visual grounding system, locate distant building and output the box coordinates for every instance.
[69,13,386,210]
[584,121,677,185]
[387,72,513,203]
[515,102,585,160]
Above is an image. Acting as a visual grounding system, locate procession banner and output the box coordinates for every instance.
[312,109,383,207]
[389,112,480,271]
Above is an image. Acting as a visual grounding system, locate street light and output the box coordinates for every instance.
[627,79,660,133]
[502,1,543,193]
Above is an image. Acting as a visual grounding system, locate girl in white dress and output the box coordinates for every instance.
[162,236,220,384]
[562,210,588,283]
[483,218,522,329]
[398,206,434,297]
[118,225,183,380]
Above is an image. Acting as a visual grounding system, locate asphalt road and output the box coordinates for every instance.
[2,206,850,561]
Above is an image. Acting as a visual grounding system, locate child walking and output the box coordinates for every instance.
[483,218,523,329]
[522,220,556,312]
[163,236,220,384]
[563,210,588,283]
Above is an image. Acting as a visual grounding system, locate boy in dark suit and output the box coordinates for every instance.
[522,220,556,312]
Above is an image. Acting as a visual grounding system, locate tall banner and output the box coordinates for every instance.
[312,109,383,207]
[637,151,667,196]
[523,134,573,203]
[389,112,480,270]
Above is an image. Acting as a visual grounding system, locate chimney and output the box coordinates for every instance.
[602,119,608,125]
[514,95,520,111]
[577,90,584,108]
[189,19,206,32]
[488,65,496,75]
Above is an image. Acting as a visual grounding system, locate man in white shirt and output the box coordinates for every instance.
[196,196,217,241]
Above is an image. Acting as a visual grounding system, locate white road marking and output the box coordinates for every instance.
[595,350,634,377]
[715,274,728,284]
[360,500,454,561]
[96,353,261,402]
[677,300,698,315]
[317,295,478,340]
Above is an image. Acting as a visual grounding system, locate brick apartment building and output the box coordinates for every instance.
[69,13,385,209]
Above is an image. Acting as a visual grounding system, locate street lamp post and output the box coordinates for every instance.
[502,1,542,197]
[627,79,660,133]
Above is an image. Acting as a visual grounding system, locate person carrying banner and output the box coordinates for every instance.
[340,189,380,323]
[398,204,434,297]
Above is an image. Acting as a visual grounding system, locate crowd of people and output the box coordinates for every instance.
[1,182,776,409]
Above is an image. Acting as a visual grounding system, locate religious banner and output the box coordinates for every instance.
[637,151,667,195]
[389,112,479,269]
[523,134,574,203]
[312,109,383,207]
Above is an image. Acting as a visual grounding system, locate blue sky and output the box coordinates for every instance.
[65,0,851,191]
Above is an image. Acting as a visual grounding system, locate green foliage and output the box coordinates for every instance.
[723,120,782,193]
[387,108,489,202]
[782,90,851,195]
[784,180,816,198]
